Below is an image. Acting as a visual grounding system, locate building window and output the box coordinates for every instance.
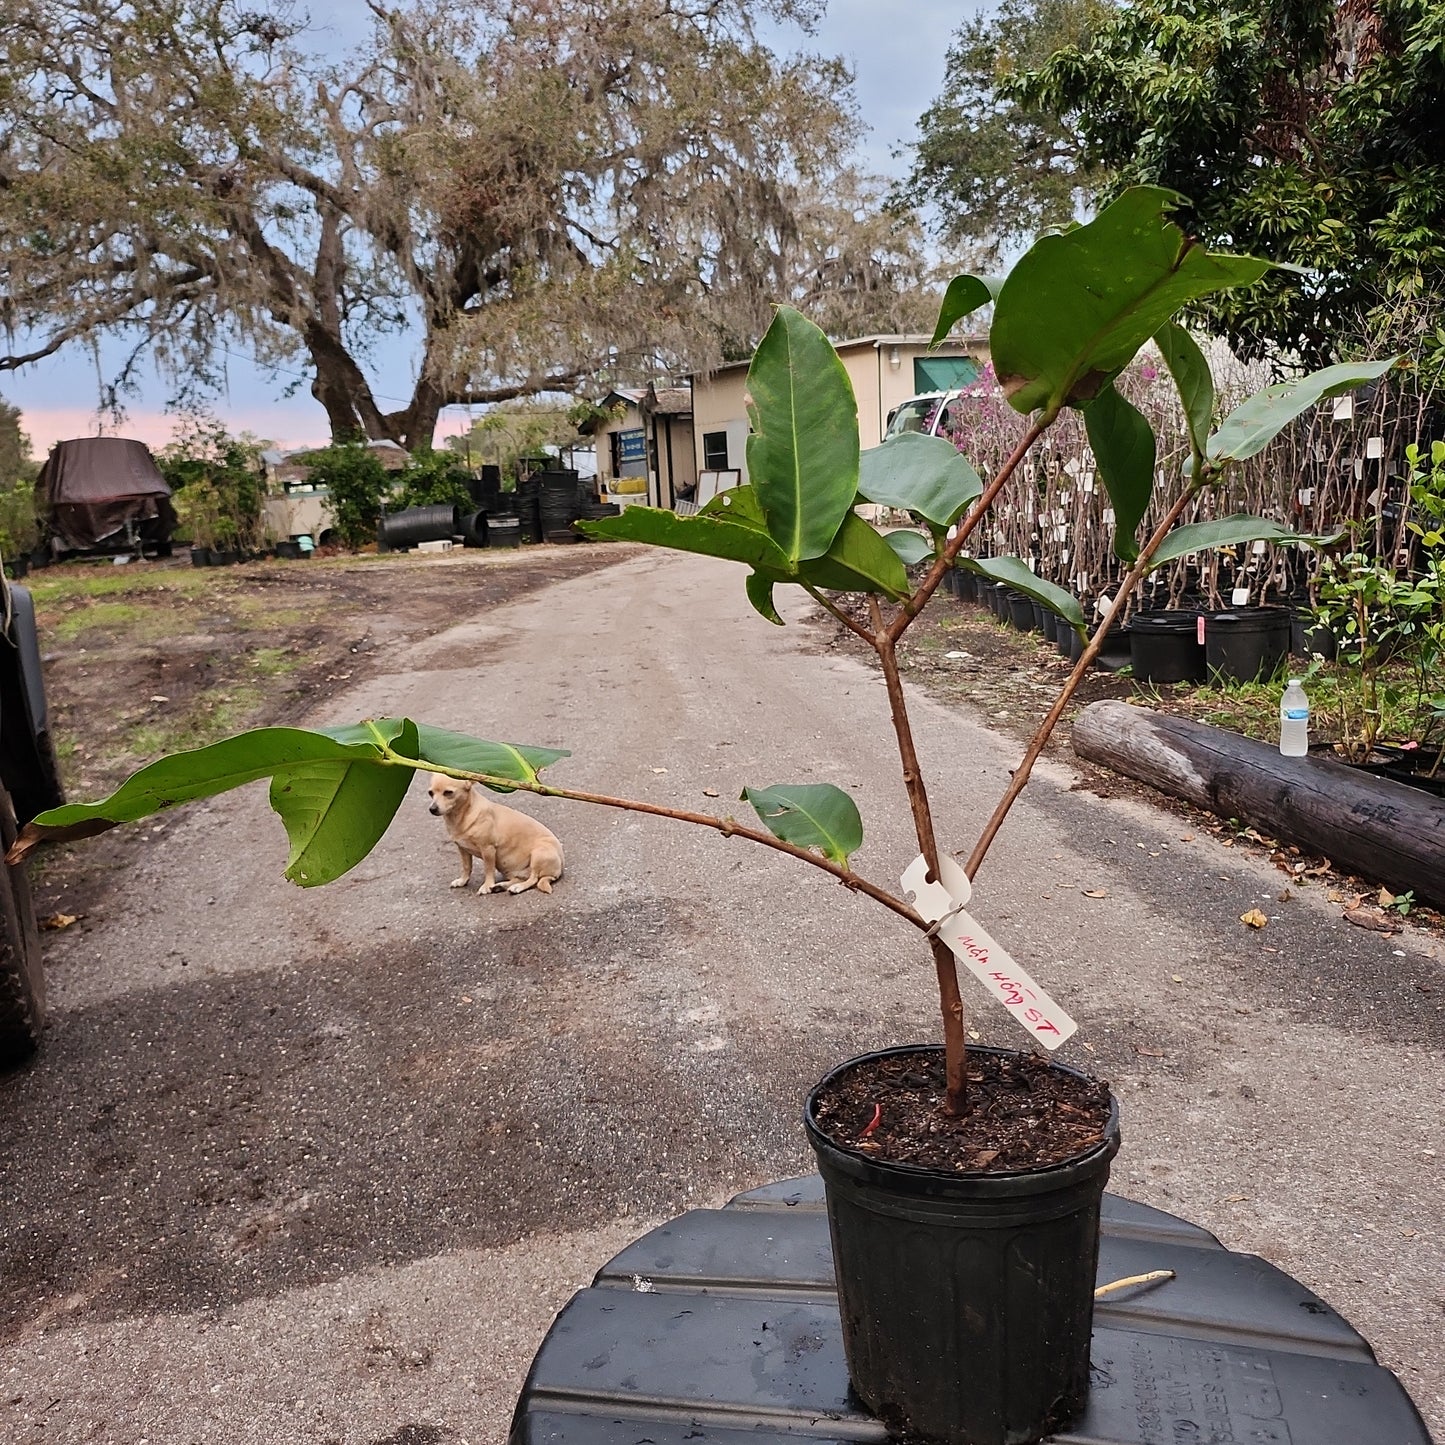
[702,431,729,469]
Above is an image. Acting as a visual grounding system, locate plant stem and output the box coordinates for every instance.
[888,416,1052,644]
[964,484,1200,878]
[805,584,876,645]
[867,597,970,1115]
[387,749,927,931]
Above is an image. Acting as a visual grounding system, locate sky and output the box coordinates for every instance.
[5,0,977,458]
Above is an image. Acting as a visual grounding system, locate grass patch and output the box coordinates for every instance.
[126,682,267,764]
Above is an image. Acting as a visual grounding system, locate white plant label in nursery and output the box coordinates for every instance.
[902,855,1077,1050]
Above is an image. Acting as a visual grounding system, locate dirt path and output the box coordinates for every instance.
[2,550,1441,1443]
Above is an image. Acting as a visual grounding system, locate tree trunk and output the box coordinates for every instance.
[1072,700,1445,908]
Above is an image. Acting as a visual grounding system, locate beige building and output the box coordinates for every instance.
[581,385,698,510]
[688,333,989,491]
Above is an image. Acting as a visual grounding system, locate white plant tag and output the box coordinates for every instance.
[901,856,1077,1049]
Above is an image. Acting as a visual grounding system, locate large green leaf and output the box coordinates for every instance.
[272,718,421,886]
[795,512,911,598]
[745,571,784,625]
[930,273,1003,345]
[414,723,570,794]
[703,486,908,601]
[1084,382,1157,562]
[1148,515,1345,569]
[577,502,792,571]
[962,557,1087,636]
[745,307,860,562]
[740,783,863,866]
[883,529,935,567]
[1206,358,1400,464]
[858,432,984,527]
[1154,323,1214,459]
[12,724,405,852]
[991,187,1271,417]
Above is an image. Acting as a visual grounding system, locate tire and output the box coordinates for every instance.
[0,787,44,1067]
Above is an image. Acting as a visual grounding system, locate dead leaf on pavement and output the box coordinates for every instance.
[1378,887,1396,908]
[1277,889,1292,902]
[1345,907,1401,934]
[1222,1193,1251,1204]
[1134,1045,1165,1058]
[1082,888,1108,899]
[40,912,78,931]
[702,788,719,797]
[1240,908,1269,929]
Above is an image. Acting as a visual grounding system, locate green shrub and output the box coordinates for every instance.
[302,441,391,549]
[396,448,473,511]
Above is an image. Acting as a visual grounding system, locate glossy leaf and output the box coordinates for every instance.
[745,307,859,562]
[795,512,911,598]
[930,273,1003,345]
[740,783,863,866]
[1154,323,1214,459]
[962,556,1087,636]
[577,501,791,571]
[9,724,407,856]
[1148,515,1345,569]
[1084,382,1157,562]
[991,187,1271,417]
[858,432,984,526]
[883,529,935,567]
[1207,358,1400,464]
[413,724,570,794]
[746,571,784,625]
[272,718,420,886]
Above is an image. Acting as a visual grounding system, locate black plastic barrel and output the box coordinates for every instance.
[1129,610,1207,683]
[487,515,521,549]
[1204,606,1292,683]
[377,504,460,550]
[459,511,489,548]
[1291,612,1337,661]
[1040,608,1059,643]
[991,582,1009,619]
[806,1046,1120,1445]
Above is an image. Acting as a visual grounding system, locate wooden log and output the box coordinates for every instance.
[1072,700,1445,908]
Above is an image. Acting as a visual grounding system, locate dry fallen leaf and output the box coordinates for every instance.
[1345,907,1401,934]
[650,767,668,775]
[702,788,719,798]
[1179,834,1194,842]
[1327,889,1344,903]
[1240,908,1269,929]
[1222,1193,1251,1204]
[1277,889,1293,902]
[1082,888,1109,899]
[149,694,170,703]
[1171,974,1184,983]
[40,912,78,931]
[1133,1045,1165,1058]
[1378,887,1396,908]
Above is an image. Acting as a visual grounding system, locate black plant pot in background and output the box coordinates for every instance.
[1129,610,1207,684]
[1009,592,1038,631]
[190,546,210,567]
[1040,608,1059,643]
[1204,606,1292,683]
[806,1046,1121,1445]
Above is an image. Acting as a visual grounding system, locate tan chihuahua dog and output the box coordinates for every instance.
[427,774,564,896]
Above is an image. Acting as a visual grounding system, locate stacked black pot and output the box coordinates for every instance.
[538,469,583,543]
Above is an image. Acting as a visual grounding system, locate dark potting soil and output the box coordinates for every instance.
[812,1049,1113,1173]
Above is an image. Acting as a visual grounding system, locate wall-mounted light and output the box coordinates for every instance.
[888,346,901,369]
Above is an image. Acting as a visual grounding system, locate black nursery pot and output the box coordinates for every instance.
[1203,606,1292,683]
[805,1045,1121,1445]
[1129,610,1207,684]
[1008,592,1038,631]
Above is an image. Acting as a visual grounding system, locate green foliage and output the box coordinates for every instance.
[0,479,40,557]
[22,718,569,886]
[989,186,1270,418]
[962,556,1087,635]
[744,307,860,564]
[740,784,863,866]
[1082,382,1156,560]
[302,442,392,549]
[1008,0,1445,368]
[903,0,1115,257]
[858,434,983,528]
[160,418,265,551]
[1149,516,1344,570]
[0,399,36,486]
[1153,323,1214,460]
[396,448,474,511]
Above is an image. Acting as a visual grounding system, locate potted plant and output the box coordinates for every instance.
[6,189,1395,1445]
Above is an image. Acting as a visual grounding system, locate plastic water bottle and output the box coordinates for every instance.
[1279,679,1309,757]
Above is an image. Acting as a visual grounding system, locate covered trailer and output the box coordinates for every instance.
[35,437,176,556]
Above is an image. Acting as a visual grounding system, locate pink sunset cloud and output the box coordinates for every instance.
[20,404,475,459]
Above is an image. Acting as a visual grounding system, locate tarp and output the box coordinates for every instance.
[912,356,980,393]
[35,437,175,551]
